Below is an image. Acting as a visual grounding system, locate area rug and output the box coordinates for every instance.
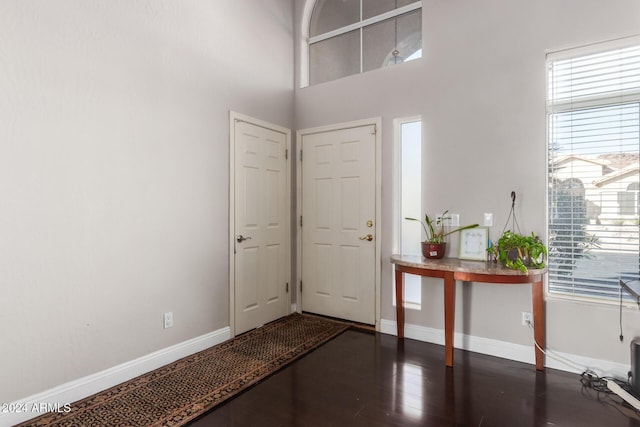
[18,313,350,427]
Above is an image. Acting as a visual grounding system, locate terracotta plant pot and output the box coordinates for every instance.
[422,242,446,259]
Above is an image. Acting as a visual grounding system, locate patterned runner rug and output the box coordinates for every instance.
[18,313,349,427]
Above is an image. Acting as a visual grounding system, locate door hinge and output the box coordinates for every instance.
[286,282,289,293]
[372,124,377,135]
[300,149,303,162]
[285,148,288,160]
[299,215,303,227]
[300,280,302,293]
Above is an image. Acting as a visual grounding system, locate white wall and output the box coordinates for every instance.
[0,0,294,403]
[294,0,640,370]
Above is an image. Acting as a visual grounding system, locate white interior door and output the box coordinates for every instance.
[232,114,290,335]
[300,123,378,324]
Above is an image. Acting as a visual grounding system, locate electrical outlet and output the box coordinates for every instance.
[164,312,174,329]
[450,213,460,227]
[521,312,532,327]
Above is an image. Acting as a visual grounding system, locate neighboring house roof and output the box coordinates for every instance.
[593,163,640,187]
[551,155,611,168]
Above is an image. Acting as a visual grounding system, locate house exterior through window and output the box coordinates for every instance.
[546,37,640,302]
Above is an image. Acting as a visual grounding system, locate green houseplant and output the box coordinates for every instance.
[488,230,547,272]
[405,211,479,259]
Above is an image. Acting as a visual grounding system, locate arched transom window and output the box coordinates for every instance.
[308,0,422,85]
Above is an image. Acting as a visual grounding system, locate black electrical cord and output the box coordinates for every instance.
[580,369,617,393]
[620,283,625,342]
[580,369,640,418]
[618,280,640,342]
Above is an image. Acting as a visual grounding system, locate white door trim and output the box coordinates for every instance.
[295,117,382,330]
[229,111,292,337]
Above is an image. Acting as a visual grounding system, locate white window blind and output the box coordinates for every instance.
[547,37,640,301]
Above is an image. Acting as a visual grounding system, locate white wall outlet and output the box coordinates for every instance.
[521,312,532,327]
[163,312,174,329]
[484,213,493,227]
[450,213,460,227]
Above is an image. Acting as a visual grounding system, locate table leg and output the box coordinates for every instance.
[532,278,544,371]
[444,272,455,367]
[395,268,404,339]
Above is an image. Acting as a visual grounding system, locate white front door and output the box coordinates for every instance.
[231,113,290,335]
[299,122,379,325]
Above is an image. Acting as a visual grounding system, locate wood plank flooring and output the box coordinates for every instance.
[188,329,640,426]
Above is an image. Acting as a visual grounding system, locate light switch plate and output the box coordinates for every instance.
[483,213,493,226]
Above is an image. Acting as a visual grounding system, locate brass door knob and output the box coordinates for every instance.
[359,234,374,242]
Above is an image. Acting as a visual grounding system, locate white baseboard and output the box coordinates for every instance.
[1,326,231,427]
[5,320,629,426]
[379,318,629,379]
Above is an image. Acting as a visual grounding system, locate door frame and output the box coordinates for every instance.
[229,111,292,337]
[295,117,382,330]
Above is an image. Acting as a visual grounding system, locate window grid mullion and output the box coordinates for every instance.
[359,0,363,74]
[308,1,422,45]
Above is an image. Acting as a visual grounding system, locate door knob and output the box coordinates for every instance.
[237,235,252,243]
[359,234,374,242]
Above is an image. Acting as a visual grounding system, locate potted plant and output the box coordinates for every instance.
[405,211,479,259]
[488,230,547,272]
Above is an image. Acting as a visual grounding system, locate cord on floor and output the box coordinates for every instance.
[523,319,640,416]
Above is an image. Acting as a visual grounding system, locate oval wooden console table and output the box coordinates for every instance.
[391,255,546,371]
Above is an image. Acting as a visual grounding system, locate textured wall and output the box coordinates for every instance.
[0,0,294,403]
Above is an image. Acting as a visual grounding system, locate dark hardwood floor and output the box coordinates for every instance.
[188,329,640,427]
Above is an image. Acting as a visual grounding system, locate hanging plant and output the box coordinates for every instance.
[489,230,547,273]
[487,192,548,272]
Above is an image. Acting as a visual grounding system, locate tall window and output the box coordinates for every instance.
[308,1,422,86]
[394,117,422,307]
[546,37,640,301]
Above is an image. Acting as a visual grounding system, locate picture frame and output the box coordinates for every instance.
[459,227,489,261]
